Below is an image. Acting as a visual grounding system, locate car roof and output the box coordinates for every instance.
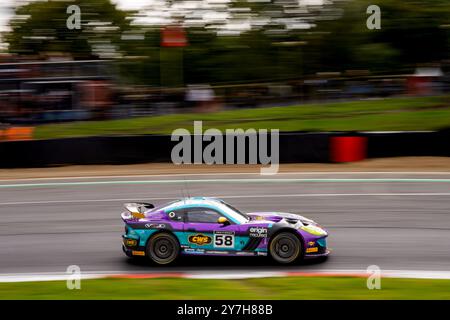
[162,197,222,211]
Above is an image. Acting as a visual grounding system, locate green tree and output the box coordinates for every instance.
[5,0,129,59]
[303,0,450,74]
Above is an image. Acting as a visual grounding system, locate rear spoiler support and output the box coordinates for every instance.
[124,202,154,219]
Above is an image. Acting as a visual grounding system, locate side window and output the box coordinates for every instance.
[165,209,184,221]
[186,207,222,223]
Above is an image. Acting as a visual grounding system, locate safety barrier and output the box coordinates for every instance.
[0,130,447,168]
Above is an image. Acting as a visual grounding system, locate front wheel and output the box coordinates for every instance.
[269,232,302,264]
[146,232,180,265]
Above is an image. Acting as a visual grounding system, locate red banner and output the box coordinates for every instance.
[161,26,187,47]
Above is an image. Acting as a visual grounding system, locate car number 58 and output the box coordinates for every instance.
[214,234,234,248]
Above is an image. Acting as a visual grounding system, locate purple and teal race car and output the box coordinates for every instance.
[121,197,329,265]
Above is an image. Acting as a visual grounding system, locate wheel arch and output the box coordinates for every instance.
[145,229,181,250]
[268,227,305,256]
[145,229,182,265]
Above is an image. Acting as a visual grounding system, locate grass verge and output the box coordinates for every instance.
[1,276,450,299]
[34,96,450,139]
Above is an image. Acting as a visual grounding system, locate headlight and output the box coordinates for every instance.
[300,224,327,236]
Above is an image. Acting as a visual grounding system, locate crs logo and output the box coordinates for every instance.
[188,234,212,246]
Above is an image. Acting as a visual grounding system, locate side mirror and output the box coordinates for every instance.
[217,217,230,225]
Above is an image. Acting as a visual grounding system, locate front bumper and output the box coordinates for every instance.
[303,236,330,258]
[304,249,331,259]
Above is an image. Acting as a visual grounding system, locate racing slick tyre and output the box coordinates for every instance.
[269,232,302,264]
[146,232,180,265]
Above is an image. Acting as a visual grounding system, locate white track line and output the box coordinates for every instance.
[1,269,450,282]
[0,171,449,182]
[0,273,104,282]
[185,270,450,280]
[0,193,449,206]
[185,271,286,280]
[0,178,449,189]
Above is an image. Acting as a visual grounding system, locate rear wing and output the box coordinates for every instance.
[123,202,154,219]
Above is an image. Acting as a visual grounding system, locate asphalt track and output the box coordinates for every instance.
[0,172,449,275]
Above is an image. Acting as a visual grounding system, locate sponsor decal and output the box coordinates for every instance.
[145,223,166,229]
[236,251,255,255]
[256,251,268,256]
[306,247,319,253]
[215,231,234,235]
[184,248,205,254]
[205,250,229,255]
[131,250,145,256]
[249,227,268,238]
[124,239,137,247]
[188,234,212,246]
[214,231,235,248]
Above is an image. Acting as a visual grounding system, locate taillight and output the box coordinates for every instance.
[124,239,137,247]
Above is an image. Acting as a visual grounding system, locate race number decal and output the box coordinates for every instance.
[214,231,234,248]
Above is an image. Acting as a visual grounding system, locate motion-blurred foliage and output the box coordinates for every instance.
[5,0,130,59]
[3,0,450,85]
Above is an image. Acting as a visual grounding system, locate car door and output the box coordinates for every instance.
[184,206,238,252]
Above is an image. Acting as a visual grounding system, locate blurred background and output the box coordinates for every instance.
[0,1,450,299]
[0,0,449,127]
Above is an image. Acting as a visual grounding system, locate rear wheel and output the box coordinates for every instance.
[269,232,302,264]
[147,232,179,265]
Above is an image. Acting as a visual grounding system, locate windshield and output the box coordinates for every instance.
[154,198,250,224]
[218,200,250,223]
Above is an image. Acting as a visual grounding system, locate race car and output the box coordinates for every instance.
[121,197,329,265]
